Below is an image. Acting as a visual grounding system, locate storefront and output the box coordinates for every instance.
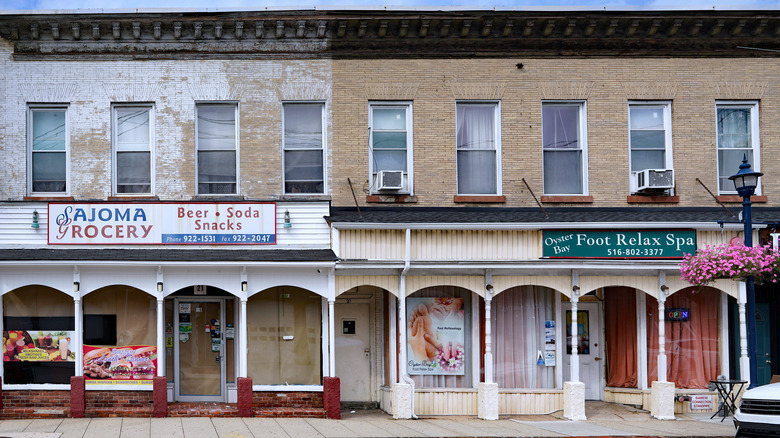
[0,201,338,417]
[328,207,748,420]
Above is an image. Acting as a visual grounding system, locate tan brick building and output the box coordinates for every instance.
[0,8,778,420]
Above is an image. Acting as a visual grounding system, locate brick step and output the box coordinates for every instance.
[252,407,327,418]
[167,402,240,417]
[86,407,153,417]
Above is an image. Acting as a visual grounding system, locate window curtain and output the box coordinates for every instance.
[604,287,637,388]
[409,286,471,389]
[647,287,719,389]
[717,107,753,192]
[456,105,496,194]
[492,286,555,389]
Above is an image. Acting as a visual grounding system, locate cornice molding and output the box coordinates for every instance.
[3,11,780,59]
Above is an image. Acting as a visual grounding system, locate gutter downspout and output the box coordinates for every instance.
[398,228,417,419]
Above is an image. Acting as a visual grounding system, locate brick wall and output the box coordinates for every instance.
[1,390,70,418]
[85,390,153,417]
[252,391,326,418]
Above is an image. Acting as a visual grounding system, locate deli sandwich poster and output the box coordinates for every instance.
[83,345,157,384]
[406,297,465,375]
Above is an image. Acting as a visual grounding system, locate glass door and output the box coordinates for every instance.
[175,299,225,401]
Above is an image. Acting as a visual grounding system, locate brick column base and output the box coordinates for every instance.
[70,376,85,418]
[153,376,167,418]
[237,377,252,417]
[323,376,340,419]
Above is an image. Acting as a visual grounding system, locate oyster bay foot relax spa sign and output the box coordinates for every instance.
[407,297,465,375]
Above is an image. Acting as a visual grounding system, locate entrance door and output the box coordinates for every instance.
[335,302,371,402]
[563,302,603,400]
[175,299,225,401]
[756,303,772,386]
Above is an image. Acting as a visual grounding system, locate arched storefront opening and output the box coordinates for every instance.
[3,286,75,385]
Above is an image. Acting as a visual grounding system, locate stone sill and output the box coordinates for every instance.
[626,195,680,203]
[107,196,160,201]
[366,195,418,203]
[24,196,74,201]
[541,195,593,203]
[716,195,767,203]
[453,195,506,203]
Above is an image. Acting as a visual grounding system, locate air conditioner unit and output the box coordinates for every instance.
[633,169,674,192]
[377,170,403,191]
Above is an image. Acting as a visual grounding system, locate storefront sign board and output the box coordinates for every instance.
[406,297,465,375]
[83,345,157,384]
[542,230,696,259]
[48,202,276,245]
[4,330,74,362]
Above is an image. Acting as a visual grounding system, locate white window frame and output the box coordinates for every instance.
[455,101,502,196]
[112,103,155,196]
[628,101,673,194]
[368,102,413,195]
[716,101,761,195]
[195,102,240,196]
[27,104,70,196]
[282,101,327,195]
[541,101,588,196]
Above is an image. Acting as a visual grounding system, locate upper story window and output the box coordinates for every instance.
[542,102,587,195]
[196,103,238,195]
[717,101,760,194]
[456,102,500,195]
[28,105,68,195]
[629,102,673,194]
[283,103,325,194]
[369,102,412,194]
[113,104,153,195]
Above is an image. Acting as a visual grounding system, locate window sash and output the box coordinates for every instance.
[716,104,758,194]
[113,106,152,194]
[629,105,669,172]
[197,104,238,194]
[283,103,324,194]
[370,104,412,191]
[542,103,584,195]
[456,103,498,194]
[30,108,67,194]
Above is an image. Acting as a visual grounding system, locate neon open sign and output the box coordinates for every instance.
[666,308,689,321]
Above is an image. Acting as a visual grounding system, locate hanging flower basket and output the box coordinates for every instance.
[680,242,780,288]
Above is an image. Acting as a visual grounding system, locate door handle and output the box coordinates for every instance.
[767,360,772,364]
[594,357,601,361]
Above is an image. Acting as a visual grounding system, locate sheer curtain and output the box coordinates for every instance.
[717,107,753,192]
[647,287,719,389]
[542,104,583,195]
[492,286,555,388]
[409,286,471,389]
[604,287,637,388]
[456,104,496,194]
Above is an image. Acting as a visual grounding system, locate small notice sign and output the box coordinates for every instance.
[690,394,712,410]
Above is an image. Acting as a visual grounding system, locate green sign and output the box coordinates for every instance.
[542,230,696,259]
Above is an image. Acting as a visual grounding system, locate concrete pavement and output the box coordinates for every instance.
[0,403,737,438]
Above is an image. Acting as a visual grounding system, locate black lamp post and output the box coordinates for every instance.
[728,155,762,390]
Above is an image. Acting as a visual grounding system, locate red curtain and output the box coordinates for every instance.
[647,287,720,389]
[605,287,638,388]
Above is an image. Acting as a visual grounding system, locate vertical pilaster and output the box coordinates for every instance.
[240,298,248,378]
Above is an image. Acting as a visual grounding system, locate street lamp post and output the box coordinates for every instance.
[728,155,762,390]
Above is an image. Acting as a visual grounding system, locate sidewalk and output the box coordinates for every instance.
[0,403,737,438]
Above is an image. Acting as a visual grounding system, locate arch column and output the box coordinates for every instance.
[563,273,586,421]
[651,273,674,420]
[478,273,498,420]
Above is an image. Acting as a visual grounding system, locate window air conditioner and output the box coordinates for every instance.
[633,169,674,192]
[377,170,403,191]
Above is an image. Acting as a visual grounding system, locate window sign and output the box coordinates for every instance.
[406,297,465,375]
[48,202,276,245]
[666,308,690,321]
[543,230,696,259]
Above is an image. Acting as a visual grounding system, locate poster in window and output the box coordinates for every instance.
[406,297,465,375]
[83,345,157,384]
[3,330,75,362]
[565,310,590,355]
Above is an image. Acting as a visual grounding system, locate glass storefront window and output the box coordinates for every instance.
[247,287,322,385]
[3,286,75,384]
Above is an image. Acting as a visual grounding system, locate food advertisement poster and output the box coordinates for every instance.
[407,297,465,375]
[83,345,157,384]
[3,330,75,362]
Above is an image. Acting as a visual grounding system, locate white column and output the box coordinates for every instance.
[156,299,164,376]
[239,298,248,378]
[484,285,493,383]
[74,297,83,376]
[738,281,750,382]
[328,299,336,377]
[570,288,580,383]
[657,287,667,382]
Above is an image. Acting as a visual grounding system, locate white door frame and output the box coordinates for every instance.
[563,301,604,400]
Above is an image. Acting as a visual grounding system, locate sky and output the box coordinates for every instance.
[1,0,779,12]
